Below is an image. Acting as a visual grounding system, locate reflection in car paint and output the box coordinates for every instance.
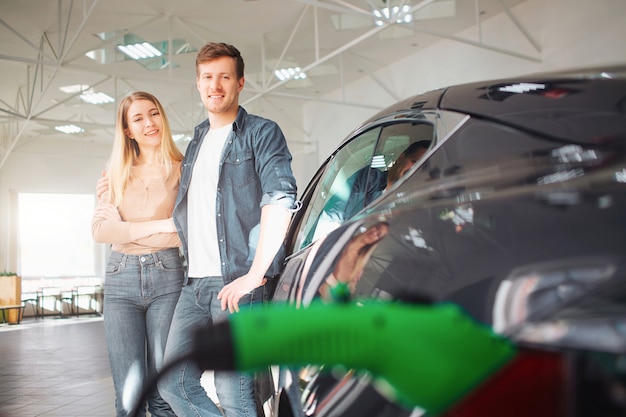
[439,204,474,233]
[492,257,617,343]
[318,221,390,300]
[551,145,598,163]
[402,228,432,251]
[478,81,579,101]
[537,167,585,185]
[536,188,581,206]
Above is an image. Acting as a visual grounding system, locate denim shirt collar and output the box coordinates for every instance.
[194,106,247,139]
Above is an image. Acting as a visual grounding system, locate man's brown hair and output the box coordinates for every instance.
[196,42,245,79]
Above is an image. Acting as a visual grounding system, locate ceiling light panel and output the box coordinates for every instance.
[117,42,162,60]
[80,92,115,105]
[55,125,84,134]
[274,67,307,81]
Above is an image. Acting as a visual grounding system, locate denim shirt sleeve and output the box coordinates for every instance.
[260,191,301,212]
[217,109,300,281]
[243,115,300,212]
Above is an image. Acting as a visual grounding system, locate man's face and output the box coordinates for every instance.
[387,148,427,185]
[196,56,244,117]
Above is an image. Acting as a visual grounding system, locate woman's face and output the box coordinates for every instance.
[125,99,163,148]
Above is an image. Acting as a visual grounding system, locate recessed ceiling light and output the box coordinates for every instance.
[80,92,115,105]
[117,42,163,60]
[59,84,91,94]
[60,85,114,105]
[274,67,307,81]
[373,5,413,26]
[55,124,84,134]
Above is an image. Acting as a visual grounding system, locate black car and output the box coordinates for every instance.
[271,66,626,417]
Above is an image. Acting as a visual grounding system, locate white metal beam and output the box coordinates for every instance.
[0,0,100,170]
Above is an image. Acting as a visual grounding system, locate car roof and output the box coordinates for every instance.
[351,65,626,147]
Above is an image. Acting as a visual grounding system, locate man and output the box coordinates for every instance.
[334,140,430,223]
[384,140,430,189]
[158,42,299,417]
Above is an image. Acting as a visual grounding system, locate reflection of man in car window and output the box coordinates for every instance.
[330,140,431,223]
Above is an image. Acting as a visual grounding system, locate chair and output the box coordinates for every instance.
[38,287,63,317]
[21,291,40,319]
[74,285,102,316]
[60,289,75,317]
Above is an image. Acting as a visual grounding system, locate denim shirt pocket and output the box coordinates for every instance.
[222,149,255,187]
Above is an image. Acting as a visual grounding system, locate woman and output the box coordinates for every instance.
[91,91,184,417]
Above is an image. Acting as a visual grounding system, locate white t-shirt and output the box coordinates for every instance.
[187,123,232,277]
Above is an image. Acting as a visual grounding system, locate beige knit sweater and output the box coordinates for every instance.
[91,161,182,255]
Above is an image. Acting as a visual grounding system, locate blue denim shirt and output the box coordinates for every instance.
[173,106,299,285]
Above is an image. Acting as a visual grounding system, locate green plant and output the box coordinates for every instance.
[0,270,17,276]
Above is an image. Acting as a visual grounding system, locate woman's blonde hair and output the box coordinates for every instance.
[106,91,183,206]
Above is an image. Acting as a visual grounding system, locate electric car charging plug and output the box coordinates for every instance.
[192,300,515,414]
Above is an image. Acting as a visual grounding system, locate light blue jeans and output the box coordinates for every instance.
[159,276,267,417]
[103,248,184,417]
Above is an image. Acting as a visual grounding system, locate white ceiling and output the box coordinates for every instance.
[0,0,530,168]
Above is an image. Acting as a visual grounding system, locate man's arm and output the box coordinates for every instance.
[218,204,292,313]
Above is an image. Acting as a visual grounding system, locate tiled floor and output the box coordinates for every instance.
[0,316,115,417]
[0,316,221,417]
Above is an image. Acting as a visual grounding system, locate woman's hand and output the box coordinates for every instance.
[96,171,110,202]
[94,203,121,221]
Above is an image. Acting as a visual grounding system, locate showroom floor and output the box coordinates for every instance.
[0,316,115,416]
[0,315,220,417]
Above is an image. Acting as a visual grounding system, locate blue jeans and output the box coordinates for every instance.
[159,276,268,417]
[104,248,184,417]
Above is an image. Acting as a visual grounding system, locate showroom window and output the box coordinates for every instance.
[18,193,97,277]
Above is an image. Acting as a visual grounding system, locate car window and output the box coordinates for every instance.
[296,128,380,249]
[294,121,434,251]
